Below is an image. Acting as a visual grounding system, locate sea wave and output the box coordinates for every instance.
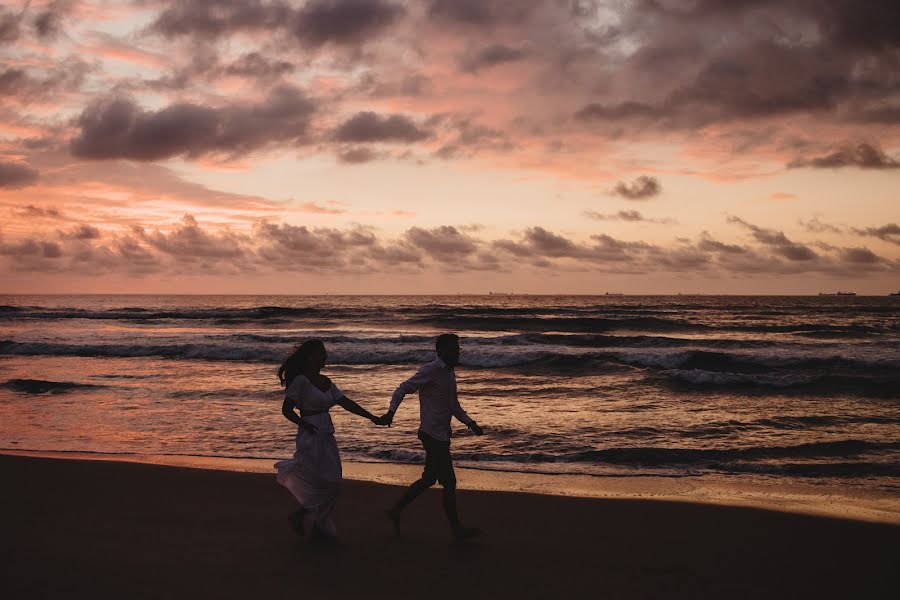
[3,378,104,394]
[356,439,900,475]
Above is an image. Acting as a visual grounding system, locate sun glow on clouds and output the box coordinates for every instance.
[1,0,899,293]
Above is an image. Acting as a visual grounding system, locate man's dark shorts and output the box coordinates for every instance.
[417,430,456,488]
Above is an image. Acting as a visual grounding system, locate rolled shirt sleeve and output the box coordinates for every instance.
[389,363,435,412]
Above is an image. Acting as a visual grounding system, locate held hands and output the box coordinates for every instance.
[370,414,390,426]
[380,410,395,427]
[468,421,484,436]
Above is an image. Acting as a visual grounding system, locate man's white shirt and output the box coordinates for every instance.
[390,356,474,441]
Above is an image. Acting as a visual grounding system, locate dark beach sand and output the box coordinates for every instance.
[2,454,898,599]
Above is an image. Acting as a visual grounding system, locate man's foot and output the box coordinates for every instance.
[288,508,307,536]
[385,507,402,536]
[453,526,482,541]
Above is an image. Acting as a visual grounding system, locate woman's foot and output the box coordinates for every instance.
[288,508,308,536]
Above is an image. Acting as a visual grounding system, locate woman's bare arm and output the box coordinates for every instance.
[335,395,384,424]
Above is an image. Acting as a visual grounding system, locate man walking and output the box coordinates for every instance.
[382,333,484,541]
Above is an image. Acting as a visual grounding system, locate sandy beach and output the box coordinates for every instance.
[3,454,898,599]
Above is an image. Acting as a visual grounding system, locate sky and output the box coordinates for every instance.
[1,0,899,295]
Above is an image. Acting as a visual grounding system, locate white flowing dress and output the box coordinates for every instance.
[275,375,343,537]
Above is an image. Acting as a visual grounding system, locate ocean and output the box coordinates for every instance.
[1,295,899,493]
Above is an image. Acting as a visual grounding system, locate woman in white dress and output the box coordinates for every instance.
[275,339,384,540]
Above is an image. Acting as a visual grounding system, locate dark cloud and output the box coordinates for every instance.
[585,209,675,224]
[151,0,291,40]
[788,143,900,169]
[461,43,529,73]
[59,225,101,240]
[800,217,844,234]
[840,246,882,264]
[493,227,654,267]
[728,217,818,261]
[853,223,900,246]
[224,52,294,78]
[610,176,662,201]
[151,0,403,46]
[0,162,38,188]
[3,214,897,279]
[136,215,247,259]
[0,237,63,260]
[336,146,380,164]
[0,8,20,44]
[406,226,478,261]
[333,111,430,143]
[254,221,382,270]
[696,232,748,254]
[564,1,900,136]
[33,1,76,39]
[15,205,62,219]
[0,58,91,101]
[293,0,405,46]
[70,85,316,161]
[426,0,539,27]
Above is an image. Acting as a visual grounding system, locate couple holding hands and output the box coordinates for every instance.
[275,333,484,543]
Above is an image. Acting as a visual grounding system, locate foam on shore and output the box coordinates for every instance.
[3,449,898,525]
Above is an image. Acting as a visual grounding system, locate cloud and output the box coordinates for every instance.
[224,52,294,78]
[406,226,479,261]
[696,232,748,254]
[0,57,91,101]
[584,210,675,224]
[151,0,403,46]
[14,205,63,219]
[59,225,101,240]
[297,201,347,215]
[840,247,882,264]
[0,162,38,188]
[70,85,316,161]
[332,111,430,143]
[788,143,900,169]
[0,8,20,44]
[800,217,844,234]
[853,223,900,246]
[728,216,818,261]
[460,43,530,73]
[135,215,247,259]
[336,146,380,164]
[609,176,662,201]
[33,0,77,40]
[293,0,405,46]
[769,192,796,201]
[2,214,898,280]
[150,0,292,40]
[426,0,539,27]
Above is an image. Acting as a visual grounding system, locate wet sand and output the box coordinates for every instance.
[2,454,898,599]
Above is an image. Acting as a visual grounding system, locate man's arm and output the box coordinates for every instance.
[451,395,483,435]
[382,363,434,425]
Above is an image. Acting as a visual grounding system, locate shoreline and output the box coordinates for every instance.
[5,449,899,525]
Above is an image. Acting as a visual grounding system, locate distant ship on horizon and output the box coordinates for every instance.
[890,291,900,296]
[818,291,857,296]
[604,292,624,296]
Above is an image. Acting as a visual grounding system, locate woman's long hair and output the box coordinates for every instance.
[278,339,325,388]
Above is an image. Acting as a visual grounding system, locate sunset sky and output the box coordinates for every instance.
[1,0,899,294]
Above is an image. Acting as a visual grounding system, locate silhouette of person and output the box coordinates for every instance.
[275,339,386,541]
[382,333,484,541]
